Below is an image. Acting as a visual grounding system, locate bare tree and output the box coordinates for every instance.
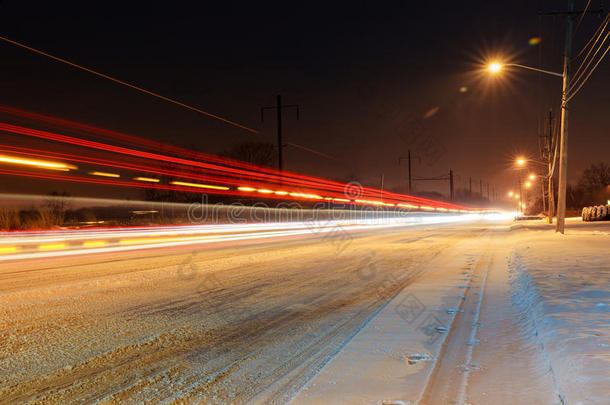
[220,141,276,168]
[578,163,610,193]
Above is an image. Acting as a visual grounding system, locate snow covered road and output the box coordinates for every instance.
[0,218,607,404]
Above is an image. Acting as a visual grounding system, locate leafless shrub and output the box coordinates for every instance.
[0,208,21,230]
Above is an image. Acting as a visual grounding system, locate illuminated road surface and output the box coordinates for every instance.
[3,217,605,404]
[0,217,491,403]
[0,214,482,262]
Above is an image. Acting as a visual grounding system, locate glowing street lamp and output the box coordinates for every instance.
[529,174,536,180]
[508,191,514,197]
[525,181,532,188]
[516,157,526,166]
[488,62,502,73]
[486,59,569,233]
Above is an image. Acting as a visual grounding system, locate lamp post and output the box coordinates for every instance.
[489,59,568,233]
[516,157,551,220]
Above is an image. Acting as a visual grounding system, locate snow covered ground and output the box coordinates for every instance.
[0,218,607,404]
[292,218,609,405]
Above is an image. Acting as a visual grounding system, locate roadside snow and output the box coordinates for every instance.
[508,220,610,404]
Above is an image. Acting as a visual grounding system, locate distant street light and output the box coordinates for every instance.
[529,174,536,180]
[508,191,514,197]
[525,181,532,188]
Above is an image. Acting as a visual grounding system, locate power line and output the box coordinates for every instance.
[570,13,610,83]
[567,42,610,101]
[568,12,610,100]
[573,0,593,36]
[572,11,609,61]
[0,35,260,134]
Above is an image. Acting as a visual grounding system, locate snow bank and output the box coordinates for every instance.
[508,225,610,405]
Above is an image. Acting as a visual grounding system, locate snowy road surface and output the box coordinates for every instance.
[0,218,608,404]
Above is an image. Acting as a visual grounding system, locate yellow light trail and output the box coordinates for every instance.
[170,181,229,190]
[0,154,75,170]
[238,186,256,192]
[90,171,120,178]
[257,189,274,194]
[39,243,66,250]
[133,177,160,183]
[0,246,18,254]
[83,241,107,247]
[275,191,289,195]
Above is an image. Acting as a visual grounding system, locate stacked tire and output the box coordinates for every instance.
[582,205,610,221]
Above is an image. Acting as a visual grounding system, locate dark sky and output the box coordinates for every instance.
[0,0,608,199]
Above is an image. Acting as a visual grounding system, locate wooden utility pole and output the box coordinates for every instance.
[261,95,299,172]
[449,169,454,201]
[539,1,602,232]
[555,0,574,233]
[408,149,412,193]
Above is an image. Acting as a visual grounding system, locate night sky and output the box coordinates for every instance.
[0,1,609,199]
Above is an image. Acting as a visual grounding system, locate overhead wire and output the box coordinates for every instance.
[573,0,593,36]
[0,35,260,134]
[567,42,610,101]
[567,12,610,101]
[570,12,610,82]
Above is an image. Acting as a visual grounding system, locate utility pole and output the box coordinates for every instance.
[537,3,603,232]
[261,95,299,172]
[449,169,454,201]
[399,151,418,194]
[547,109,555,222]
[519,177,523,214]
[555,0,573,233]
[408,150,412,193]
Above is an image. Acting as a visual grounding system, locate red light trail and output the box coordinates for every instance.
[0,107,488,212]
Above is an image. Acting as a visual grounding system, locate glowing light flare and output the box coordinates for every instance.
[488,62,502,73]
[525,182,532,188]
[508,191,514,197]
[516,157,526,166]
[0,246,18,254]
[39,243,66,250]
[529,174,536,180]
[133,177,160,183]
[0,154,75,171]
[398,203,419,209]
[528,37,541,46]
[170,181,229,191]
[83,241,107,247]
[238,186,256,192]
[90,171,120,178]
